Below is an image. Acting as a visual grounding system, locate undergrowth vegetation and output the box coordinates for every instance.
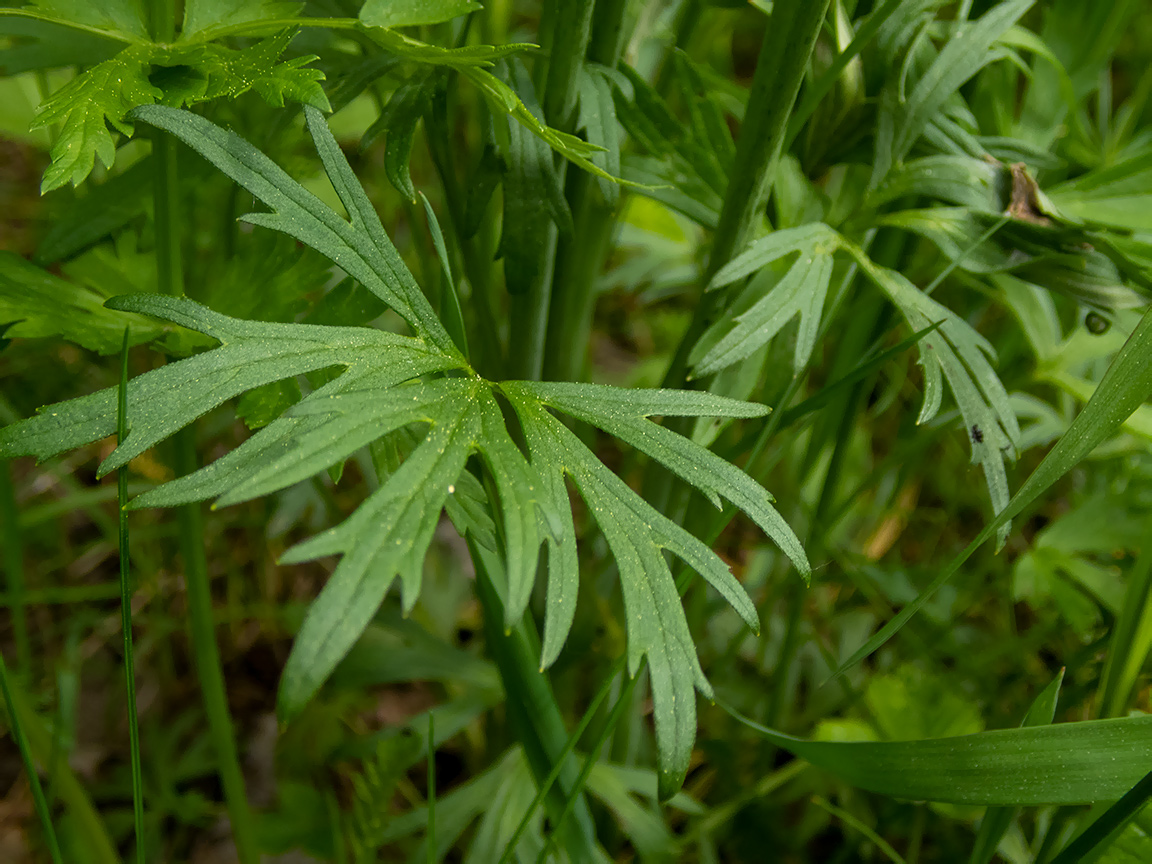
[2,0,1152,861]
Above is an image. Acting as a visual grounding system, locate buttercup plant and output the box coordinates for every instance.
[3,1,1152,862]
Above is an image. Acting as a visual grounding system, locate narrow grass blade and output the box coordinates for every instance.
[0,651,63,863]
[117,327,146,864]
[812,796,907,864]
[834,304,1152,676]
[723,701,1152,806]
[538,666,640,863]
[1050,770,1152,864]
[1099,545,1152,719]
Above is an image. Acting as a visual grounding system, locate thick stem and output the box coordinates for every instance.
[661,0,832,390]
[542,0,597,132]
[153,133,184,298]
[507,220,559,381]
[425,100,505,378]
[509,0,597,382]
[469,538,601,863]
[543,0,631,383]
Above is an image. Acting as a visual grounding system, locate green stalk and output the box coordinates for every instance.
[0,463,30,677]
[117,329,146,864]
[541,0,596,132]
[469,538,601,863]
[543,0,630,383]
[661,0,832,390]
[537,668,638,864]
[498,655,627,863]
[0,651,63,863]
[424,98,505,378]
[508,0,597,382]
[507,226,559,381]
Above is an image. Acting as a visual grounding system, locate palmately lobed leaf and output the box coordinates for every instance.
[0,105,811,805]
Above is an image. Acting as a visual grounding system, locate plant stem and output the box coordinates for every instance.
[661,0,832,390]
[117,329,146,864]
[0,651,63,864]
[542,0,596,132]
[469,537,601,863]
[424,95,505,378]
[508,0,598,382]
[543,0,630,382]
[507,223,559,382]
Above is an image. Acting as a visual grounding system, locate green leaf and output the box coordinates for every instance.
[517,381,808,578]
[161,30,330,111]
[0,16,120,75]
[362,73,435,202]
[27,0,149,40]
[498,58,571,295]
[359,0,481,30]
[576,64,621,208]
[179,0,303,41]
[970,670,1064,864]
[504,383,808,798]
[458,61,624,186]
[30,30,327,192]
[0,252,166,354]
[848,246,1021,544]
[34,157,152,264]
[0,107,809,804]
[727,703,1152,806]
[130,104,457,355]
[890,0,1034,164]
[692,249,834,376]
[708,223,841,290]
[31,45,160,192]
[0,293,458,471]
[277,379,483,716]
[867,155,1006,212]
[235,378,302,430]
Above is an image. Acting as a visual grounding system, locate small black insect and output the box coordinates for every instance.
[970,424,984,444]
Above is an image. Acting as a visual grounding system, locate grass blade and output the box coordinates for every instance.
[0,651,63,863]
[1050,770,1152,864]
[117,327,146,864]
[723,701,1152,806]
